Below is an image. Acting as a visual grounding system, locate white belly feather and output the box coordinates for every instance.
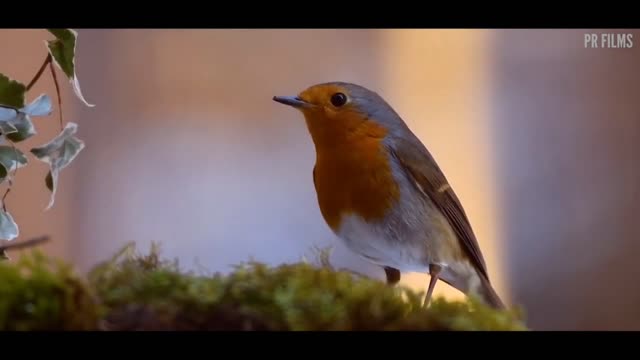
[332,156,462,274]
[336,213,432,273]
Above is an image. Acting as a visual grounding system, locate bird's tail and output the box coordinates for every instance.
[476,273,506,310]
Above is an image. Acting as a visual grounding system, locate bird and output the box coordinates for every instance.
[273,81,505,310]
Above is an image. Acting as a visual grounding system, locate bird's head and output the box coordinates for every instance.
[273,82,406,147]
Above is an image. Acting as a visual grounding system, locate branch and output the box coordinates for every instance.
[0,235,50,253]
[2,143,22,212]
[26,54,52,92]
[48,59,64,130]
[1,182,11,212]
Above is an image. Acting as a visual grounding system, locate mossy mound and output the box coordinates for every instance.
[0,251,100,330]
[0,244,527,331]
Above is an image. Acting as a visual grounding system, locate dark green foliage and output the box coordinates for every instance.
[0,243,527,331]
[0,146,27,181]
[47,29,76,79]
[0,73,26,108]
[0,251,100,330]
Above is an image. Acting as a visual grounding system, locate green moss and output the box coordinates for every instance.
[0,243,527,331]
[0,251,100,330]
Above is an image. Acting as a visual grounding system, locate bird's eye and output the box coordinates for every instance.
[330,92,348,107]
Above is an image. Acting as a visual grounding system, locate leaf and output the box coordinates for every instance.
[30,122,85,210]
[0,146,28,182]
[0,73,26,109]
[4,113,36,142]
[0,94,52,142]
[47,29,75,78]
[45,170,58,204]
[0,208,19,241]
[0,106,17,122]
[46,29,94,108]
[0,106,18,135]
[23,93,53,117]
[45,171,53,191]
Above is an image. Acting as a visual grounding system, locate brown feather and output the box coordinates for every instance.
[386,135,490,281]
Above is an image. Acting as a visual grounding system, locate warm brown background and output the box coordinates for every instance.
[1,29,638,330]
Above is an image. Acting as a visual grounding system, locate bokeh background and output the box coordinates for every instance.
[1,29,639,330]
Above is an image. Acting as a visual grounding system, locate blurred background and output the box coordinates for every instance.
[0,29,638,330]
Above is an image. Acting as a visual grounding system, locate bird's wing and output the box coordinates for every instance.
[387,135,489,279]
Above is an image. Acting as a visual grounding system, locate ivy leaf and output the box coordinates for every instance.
[0,94,52,143]
[45,171,54,191]
[0,146,28,183]
[23,93,53,116]
[46,29,94,108]
[30,122,85,210]
[0,208,19,241]
[0,73,26,109]
[0,106,18,135]
[4,113,36,142]
[0,107,17,122]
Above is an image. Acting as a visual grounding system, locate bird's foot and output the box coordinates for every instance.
[422,264,443,307]
[383,266,401,286]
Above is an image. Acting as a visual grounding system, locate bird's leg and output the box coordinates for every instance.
[383,266,401,286]
[423,264,442,307]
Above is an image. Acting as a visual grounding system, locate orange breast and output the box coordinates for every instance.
[312,123,401,232]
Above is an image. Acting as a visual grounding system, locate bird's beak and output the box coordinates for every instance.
[272,96,311,109]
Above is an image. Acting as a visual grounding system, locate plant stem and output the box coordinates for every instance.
[0,235,50,252]
[1,183,10,212]
[49,59,64,130]
[1,143,23,213]
[26,54,52,92]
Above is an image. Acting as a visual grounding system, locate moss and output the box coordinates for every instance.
[0,251,100,330]
[0,243,527,331]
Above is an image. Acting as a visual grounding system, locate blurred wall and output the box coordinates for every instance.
[492,29,640,330]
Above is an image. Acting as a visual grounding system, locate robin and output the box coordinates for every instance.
[273,81,505,309]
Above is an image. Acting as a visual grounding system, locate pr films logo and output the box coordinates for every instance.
[585,32,634,48]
